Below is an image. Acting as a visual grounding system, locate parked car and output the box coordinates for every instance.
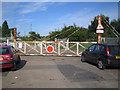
[81,43,120,69]
[0,45,21,70]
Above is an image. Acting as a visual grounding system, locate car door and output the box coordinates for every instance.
[99,45,107,63]
[92,45,102,64]
[85,44,96,62]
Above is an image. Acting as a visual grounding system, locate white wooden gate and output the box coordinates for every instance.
[13,41,97,56]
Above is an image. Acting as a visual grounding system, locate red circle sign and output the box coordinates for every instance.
[46,46,54,53]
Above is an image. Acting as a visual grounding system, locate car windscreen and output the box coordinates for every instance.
[108,45,120,56]
[0,47,10,55]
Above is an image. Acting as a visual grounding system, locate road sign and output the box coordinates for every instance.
[46,45,54,53]
[97,24,104,30]
[96,30,104,33]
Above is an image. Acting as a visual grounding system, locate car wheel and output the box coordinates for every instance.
[81,55,86,62]
[97,60,105,70]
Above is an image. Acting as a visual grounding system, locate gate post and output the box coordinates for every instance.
[7,39,9,45]
[40,42,43,54]
[77,42,79,55]
[34,41,37,49]
[66,39,69,50]
[58,42,60,55]
[24,42,27,53]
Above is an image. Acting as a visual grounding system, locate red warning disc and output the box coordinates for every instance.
[46,46,54,53]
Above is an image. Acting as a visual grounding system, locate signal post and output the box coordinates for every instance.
[10,28,17,48]
[96,15,104,43]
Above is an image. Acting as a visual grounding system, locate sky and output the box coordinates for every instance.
[1,1,119,36]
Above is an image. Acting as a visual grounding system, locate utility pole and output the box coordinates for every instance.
[13,28,17,48]
[96,15,104,43]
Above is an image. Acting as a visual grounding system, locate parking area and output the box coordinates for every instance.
[2,56,119,88]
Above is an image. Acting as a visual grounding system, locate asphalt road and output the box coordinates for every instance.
[2,56,119,88]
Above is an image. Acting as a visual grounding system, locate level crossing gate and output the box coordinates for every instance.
[12,41,97,56]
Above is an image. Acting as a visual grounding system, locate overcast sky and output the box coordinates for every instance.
[1,1,119,36]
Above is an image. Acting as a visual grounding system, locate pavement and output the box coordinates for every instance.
[2,56,119,88]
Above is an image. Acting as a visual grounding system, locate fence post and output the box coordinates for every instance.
[7,39,9,45]
[24,42,27,53]
[55,38,57,49]
[40,42,43,54]
[77,42,79,55]
[58,42,60,55]
[67,39,69,50]
[34,41,36,49]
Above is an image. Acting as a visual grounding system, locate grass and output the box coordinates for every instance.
[54,43,94,52]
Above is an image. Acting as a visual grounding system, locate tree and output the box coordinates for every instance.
[21,36,30,41]
[48,24,90,42]
[21,31,41,41]
[111,19,120,34]
[2,20,10,37]
[29,31,41,41]
[88,16,98,33]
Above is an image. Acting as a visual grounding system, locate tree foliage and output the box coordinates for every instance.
[111,19,120,34]
[29,31,41,41]
[2,20,10,37]
[21,31,41,41]
[21,36,30,41]
[48,24,95,42]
